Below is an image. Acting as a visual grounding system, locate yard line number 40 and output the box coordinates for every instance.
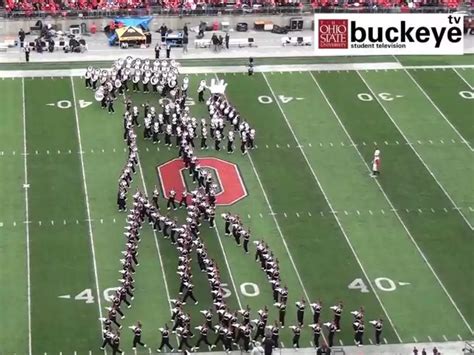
[348,277,398,293]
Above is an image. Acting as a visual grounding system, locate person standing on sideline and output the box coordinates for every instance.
[182,34,189,54]
[166,43,171,59]
[24,45,30,62]
[225,32,229,49]
[155,43,161,59]
[372,149,381,177]
[18,28,26,48]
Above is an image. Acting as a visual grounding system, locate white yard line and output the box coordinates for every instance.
[262,72,403,343]
[310,70,474,338]
[213,225,244,310]
[70,77,104,333]
[357,71,473,232]
[21,77,32,355]
[452,68,474,90]
[401,68,473,152]
[356,72,474,335]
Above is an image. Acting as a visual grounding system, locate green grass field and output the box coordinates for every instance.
[0,61,473,355]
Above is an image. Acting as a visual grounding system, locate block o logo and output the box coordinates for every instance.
[158,157,247,206]
[318,19,348,49]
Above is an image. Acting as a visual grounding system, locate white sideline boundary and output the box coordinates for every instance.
[1,63,474,78]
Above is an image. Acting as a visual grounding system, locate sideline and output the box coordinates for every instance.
[1,62,474,77]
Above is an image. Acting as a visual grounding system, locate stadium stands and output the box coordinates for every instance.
[3,0,464,15]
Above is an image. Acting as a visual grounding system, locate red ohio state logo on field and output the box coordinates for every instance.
[158,157,247,206]
[318,19,348,49]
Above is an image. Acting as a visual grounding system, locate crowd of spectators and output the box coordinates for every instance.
[2,0,463,15]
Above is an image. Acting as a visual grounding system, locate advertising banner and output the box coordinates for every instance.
[314,13,464,56]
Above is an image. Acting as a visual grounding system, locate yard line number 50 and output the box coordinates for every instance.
[73,282,260,304]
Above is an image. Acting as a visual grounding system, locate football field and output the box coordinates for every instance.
[0,60,473,354]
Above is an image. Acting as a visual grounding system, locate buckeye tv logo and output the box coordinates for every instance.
[318,19,348,49]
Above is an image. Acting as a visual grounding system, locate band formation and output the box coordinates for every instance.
[85,57,384,354]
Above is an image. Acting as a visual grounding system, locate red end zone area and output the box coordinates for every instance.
[157,157,247,206]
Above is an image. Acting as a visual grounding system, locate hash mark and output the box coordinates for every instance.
[368,338,373,345]
[362,142,366,146]
[384,338,388,344]
[458,334,463,341]
[283,213,287,218]
[344,210,348,215]
[442,335,448,341]
[63,220,66,225]
[13,221,17,226]
[340,142,345,146]
[308,143,312,147]
[46,150,50,154]
[339,340,343,346]
[248,214,251,219]
[368,210,373,215]
[276,144,280,148]
[427,336,432,342]
[39,221,42,226]
[320,211,324,216]
[418,209,423,214]
[381,209,385,214]
[259,213,263,218]
[356,210,360,216]
[451,139,456,144]
[329,142,333,147]
[287,144,290,148]
[413,336,418,342]
[384,141,388,145]
[443,208,448,213]
[51,220,54,225]
[395,141,399,145]
[308,212,312,217]
[431,208,435,213]
[296,212,300,218]
[265,145,269,149]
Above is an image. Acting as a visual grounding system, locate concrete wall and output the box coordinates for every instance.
[0,13,314,36]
